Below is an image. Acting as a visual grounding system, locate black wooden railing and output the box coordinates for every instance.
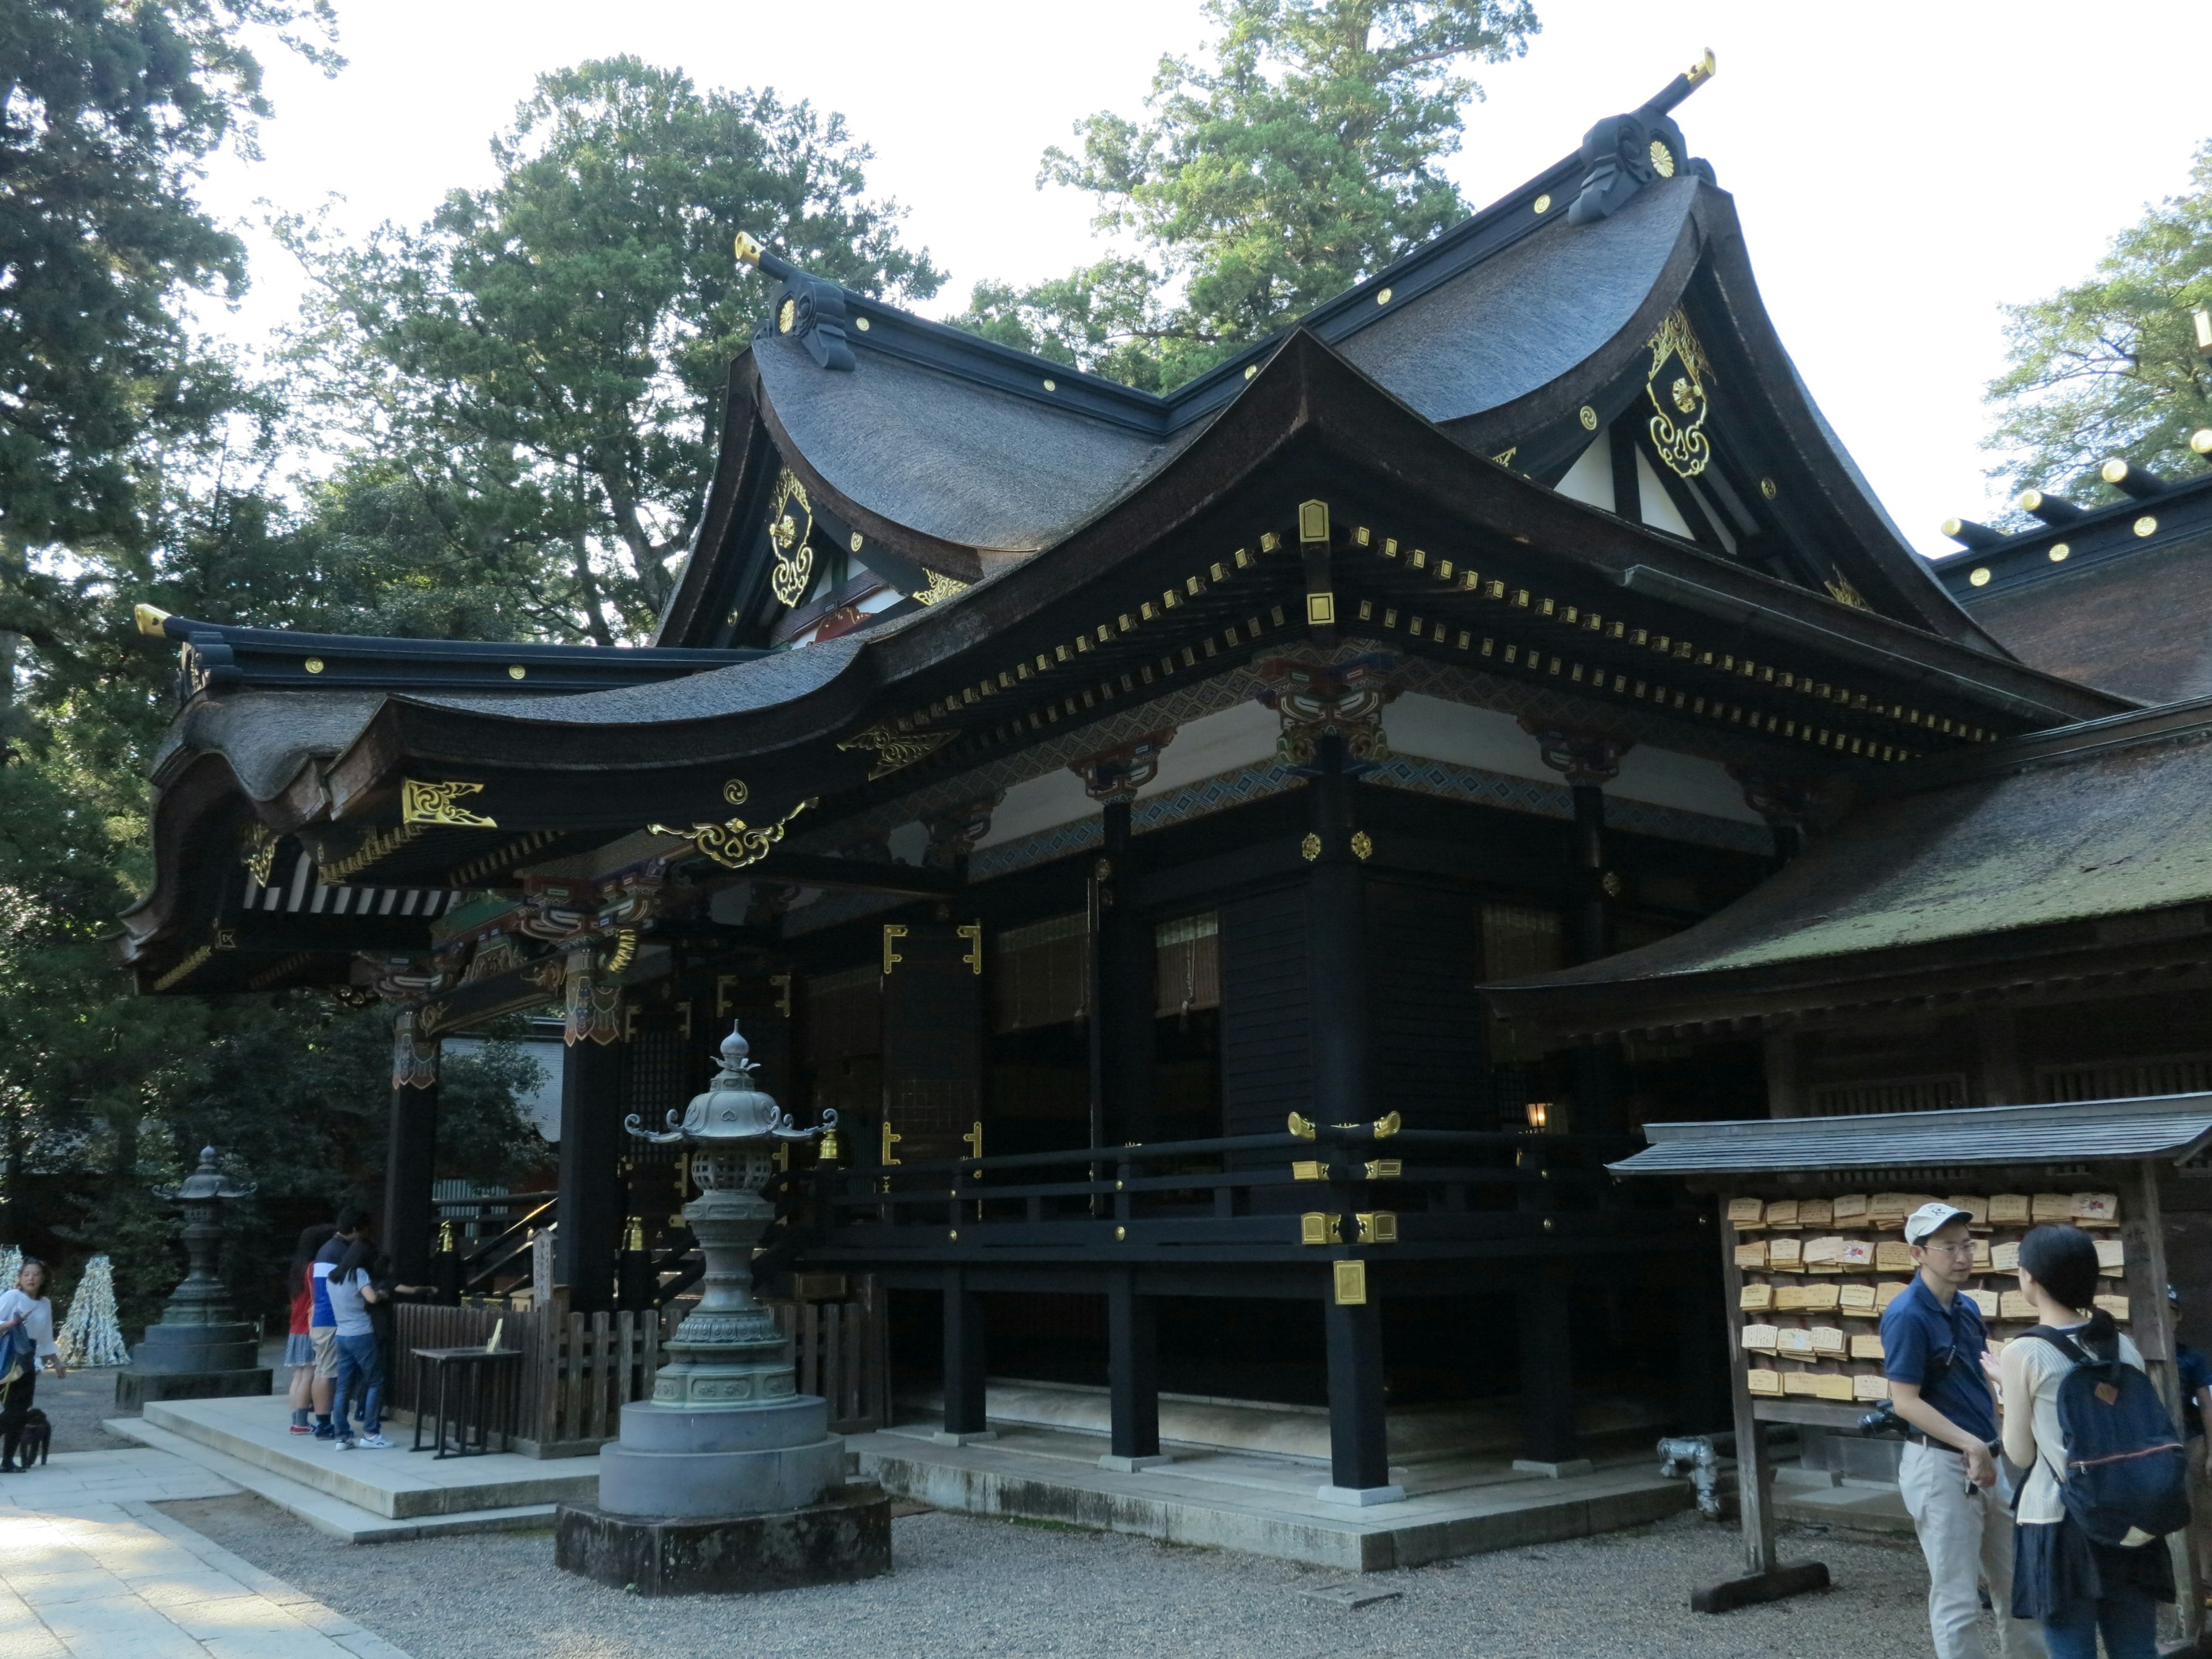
[787,1120,1683,1267]
[433,1189,556,1297]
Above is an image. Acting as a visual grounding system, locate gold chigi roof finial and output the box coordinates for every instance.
[733,229,764,267]
[1685,48,1717,87]
[134,603,172,637]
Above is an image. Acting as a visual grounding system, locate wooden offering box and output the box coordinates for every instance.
[1610,1097,2212,1626]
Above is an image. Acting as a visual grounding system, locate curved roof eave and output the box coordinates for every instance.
[1688,192,2010,655]
[186,329,2124,821]
[847,329,2124,730]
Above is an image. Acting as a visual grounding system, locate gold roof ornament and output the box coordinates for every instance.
[733,229,764,267]
[134,603,172,637]
[1685,48,1717,87]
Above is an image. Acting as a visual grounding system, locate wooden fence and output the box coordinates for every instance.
[790,1281,891,1435]
[390,1282,887,1457]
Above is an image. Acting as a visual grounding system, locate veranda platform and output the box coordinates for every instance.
[854,1421,1691,1574]
[108,1396,595,1543]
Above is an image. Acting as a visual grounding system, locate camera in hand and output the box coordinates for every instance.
[1858,1397,1903,1438]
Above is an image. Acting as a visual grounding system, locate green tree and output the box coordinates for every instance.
[0,0,338,552]
[1987,139,2212,501]
[958,0,1536,391]
[285,57,944,644]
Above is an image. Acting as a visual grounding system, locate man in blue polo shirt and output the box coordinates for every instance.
[1881,1202,2043,1659]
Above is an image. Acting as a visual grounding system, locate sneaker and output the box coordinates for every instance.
[335,1437,357,1451]
[355,1434,393,1449]
[287,1423,313,1435]
[311,1424,336,1441]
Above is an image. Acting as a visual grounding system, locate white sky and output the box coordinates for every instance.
[197,0,2210,562]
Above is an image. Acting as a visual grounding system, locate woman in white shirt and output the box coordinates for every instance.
[0,1257,67,1472]
[1998,1224,2172,1659]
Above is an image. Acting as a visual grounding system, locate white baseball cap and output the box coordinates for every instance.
[1904,1202,1975,1245]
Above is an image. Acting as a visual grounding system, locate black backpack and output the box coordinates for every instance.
[2022,1325,2190,1546]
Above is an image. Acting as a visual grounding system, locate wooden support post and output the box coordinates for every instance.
[1695,1192,1830,1615]
[1093,796,1155,1147]
[1608,418,1642,521]
[383,1012,440,1285]
[939,1267,990,1441]
[555,1037,625,1315]
[1973,1007,2025,1108]
[1763,1029,1802,1118]
[383,1078,439,1286]
[2129,1160,2205,1642]
[1516,1260,1582,1468]
[1321,1272,1395,1499]
[1104,1268,1161,1467]
[1306,733,1371,1124]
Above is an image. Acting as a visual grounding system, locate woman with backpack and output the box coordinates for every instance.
[2000,1224,2184,1659]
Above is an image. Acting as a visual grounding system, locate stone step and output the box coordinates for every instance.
[854,1426,1691,1573]
[134,1395,596,1519]
[109,1416,560,1543]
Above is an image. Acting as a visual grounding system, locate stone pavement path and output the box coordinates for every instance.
[0,1448,412,1659]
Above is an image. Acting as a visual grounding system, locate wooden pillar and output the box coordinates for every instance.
[881,921,984,1166]
[556,1024,626,1315]
[1517,1260,1581,1467]
[940,1267,988,1439]
[1322,1271,1394,1497]
[1763,1029,1802,1118]
[1306,732,1372,1124]
[1094,798,1156,1146]
[383,1010,440,1285]
[1104,1268,1161,1465]
[1973,1006,2025,1108]
[2128,1161,2204,1639]
[1075,736,1170,1150]
[1524,721,1629,1137]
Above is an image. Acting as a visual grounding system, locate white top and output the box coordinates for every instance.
[325,1268,374,1338]
[0,1289,57,1359]
[2000,1323,2147,1527]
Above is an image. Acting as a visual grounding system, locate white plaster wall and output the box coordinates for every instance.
[1607,745,1763,823]
[1637,449,1695,539]
[1382,693,1556,785]
[975,766,1094,850]
[1138,700,1280,797]
[1555,434,1613,511]
[1385,691,1762,824]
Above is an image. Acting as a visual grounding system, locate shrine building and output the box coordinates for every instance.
[122,56,2211,1499]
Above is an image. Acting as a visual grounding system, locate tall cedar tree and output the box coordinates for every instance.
[1987,139,2212,502]
[0,0,337,556]
[0,7,544,1323]
[957,0,1536,391]
[283,58,944,645]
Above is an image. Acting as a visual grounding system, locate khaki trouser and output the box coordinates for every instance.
[1899,1441,2047,1659]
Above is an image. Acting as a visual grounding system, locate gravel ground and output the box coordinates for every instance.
[26,1364,136,1453]
[151,1494,1980,1659]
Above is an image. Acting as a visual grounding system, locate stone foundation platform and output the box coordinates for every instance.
[115,1366,271,1410]
[554,1484,892,1596]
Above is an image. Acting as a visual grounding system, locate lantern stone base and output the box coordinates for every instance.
[596,1395,847,1519]
[115,1365,272,1410]
[554,1484,892,1597]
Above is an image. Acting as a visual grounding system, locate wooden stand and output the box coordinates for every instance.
[1699,1194,1830,1614]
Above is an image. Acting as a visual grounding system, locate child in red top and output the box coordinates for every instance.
[286,1224,335,1433]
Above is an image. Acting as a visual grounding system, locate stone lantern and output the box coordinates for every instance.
[116,1147,272,1408]
[555,1021,890,1594]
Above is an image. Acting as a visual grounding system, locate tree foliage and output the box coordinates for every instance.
[1986,139,2212,501]
[0,36,947,1326]
[283,58,943,643]
[957,0,1536,391]
[0,0,337,551]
